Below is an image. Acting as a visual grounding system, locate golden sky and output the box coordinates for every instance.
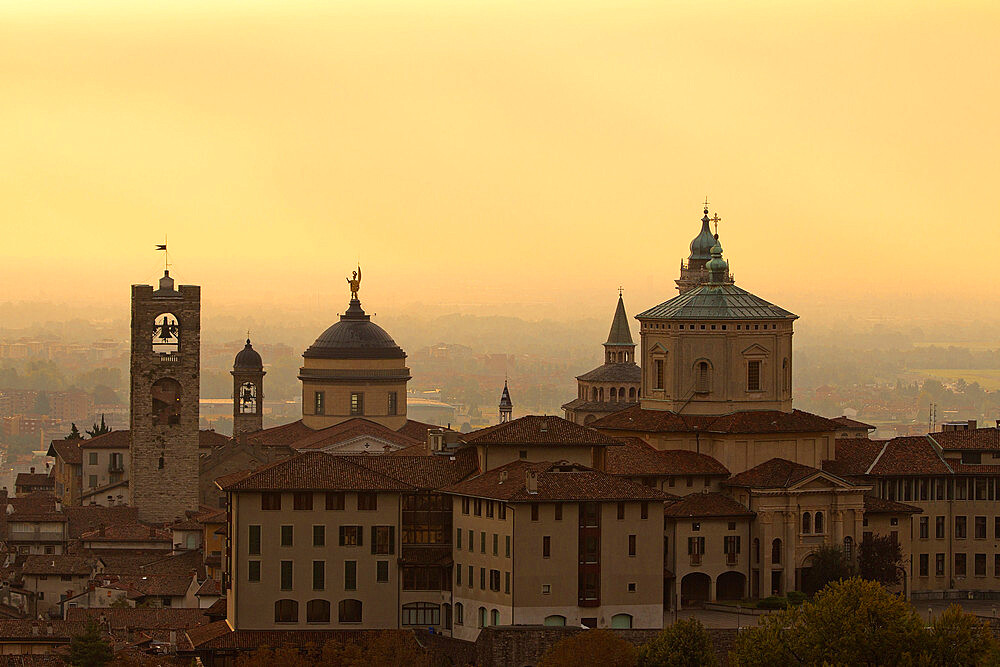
[1,0,997,323]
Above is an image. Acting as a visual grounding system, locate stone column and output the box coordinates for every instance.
[783,510,796,595]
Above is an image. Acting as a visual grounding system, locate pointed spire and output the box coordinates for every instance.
[605,294,634,346]
[499,380,513,423]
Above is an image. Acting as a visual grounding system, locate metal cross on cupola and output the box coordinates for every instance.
[711,213,722,236]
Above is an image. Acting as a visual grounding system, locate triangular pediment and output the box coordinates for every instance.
[314,434,405,455]
[650,342,669,354]
[740,343,770,358]
[789,470,854,491]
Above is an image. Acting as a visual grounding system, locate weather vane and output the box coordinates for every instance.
[155,236,169,271]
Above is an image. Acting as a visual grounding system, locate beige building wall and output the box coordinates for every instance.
[228,490,401,630]
[300,358,408,431]
[668,515,752,606]
[452,500,514,642]
[79,447,128,494]
[638,320,793,414]
[24,573,91,617]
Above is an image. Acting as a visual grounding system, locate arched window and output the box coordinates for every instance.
[544,615,566,626]
[338,599,362,623]
[843,536,854,560]
[619,387,626,401]
[151,378,182,426]
[274,599,298,623]
[599,387,604,402]
[402,602,440,626]
[591,387,598,401]
[151,313,180,354]
[696,361,711,393]
[611,613,633,629]
[455,602,464,625]
[238,381,258,414]
[814,511,824,534]
[771,538,782,565]
[478,606,487,628]
[306,599,330,623]
[628,387,636,400]
[490,609,500,626]
[802,512,811,534]
[610,387,617,401]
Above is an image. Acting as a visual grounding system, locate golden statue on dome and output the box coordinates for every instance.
[347,265,362,299]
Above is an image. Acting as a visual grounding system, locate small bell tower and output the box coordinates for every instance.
[499,381,513,423]
[232,337,265,437]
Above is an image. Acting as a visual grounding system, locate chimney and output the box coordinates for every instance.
[969,419,978,430]
[54,500,61,513]
[498,471,508,485]
[526,469,538,495]
[169,630,177,647]
[539,420,547,433]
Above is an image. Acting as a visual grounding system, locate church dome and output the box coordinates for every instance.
[688,208,717,261]
[303,299,405,360]
[234,338,263,370]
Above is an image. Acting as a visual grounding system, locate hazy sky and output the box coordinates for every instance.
[1,1,997,324]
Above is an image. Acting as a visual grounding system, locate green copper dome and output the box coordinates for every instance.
[705,238,729,280]
[688,208,717,261]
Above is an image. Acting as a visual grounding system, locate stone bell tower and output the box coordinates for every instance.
[129,270,201,523]
[232,338,265,437]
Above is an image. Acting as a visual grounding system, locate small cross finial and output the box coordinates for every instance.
[703,196,710,212]
[710,213,721,235]
[618,285,623,298]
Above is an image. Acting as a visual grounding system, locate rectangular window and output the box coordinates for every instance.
[456,528,462,550]
[468,530,473,551]
[486,501,494,518]
[505,535,511,558]
[294,492,313,511]
[641,502,648,520]
[480,568,486,590]
[261,492,281,511]
[313,560,325,590]
[936,516,945,539]
[995,555,1000,577]
[628,534,636,557]
[248,560,261,582]
[371,526,394,555]
[480,531,486,554]
[505,571,510,594]
[919,554,928,577]
[280,525,293,547]
[88,452,98,465]
[919,517,928,539]
[326,492,345,510]
[688,536,705,565]
[531,503,539,521]
[499,503,507,520]
[468,565,473,588]
[489,569,501,592]
[956,516,967,539]
[461,498,470,515]
[313,525,325,547]
[387,392,397,416]
[339,525,363,546]
[280,561,293,590]
[377,560,389,583]
[747,360,761,391]
[357,493,378,511]
[976,516,987,539]
[976,553,987,576]
[493,534,498,556]
[344,561,357,590]
[617,502,625,520]
[936,553,945,576]
[456,564,462,586]
[248,525,261,555]
[350,392,364,416]
[995,517,1000,539]
[654,359,664,390]
[314,391,325,415]
[554,504,562,521]
[956,553,967,576]
[543,536,551,558]
[474,499,482,516]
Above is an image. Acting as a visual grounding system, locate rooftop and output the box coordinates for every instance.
[575,363,642,383]
[636,282,797,321]
[460,415,621,446]
[664,492,754,519]
[591,405,843,435]
[727,458,835,489]
[605,438,729,477]
[217,451,413,492]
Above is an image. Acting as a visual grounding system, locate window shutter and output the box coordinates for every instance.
[358,526,363,547]
[389,527,395,555]
[371,527,376,555]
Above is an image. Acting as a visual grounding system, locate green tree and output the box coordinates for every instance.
[65,423,83,440]
[925,605,999,666]
[539,630,637,667]
[858,534,903,586]
[86,415,111,438]
[67,620,114,667]
[729,578,926,666]
[638,618,715,667]
[801,544,852,596]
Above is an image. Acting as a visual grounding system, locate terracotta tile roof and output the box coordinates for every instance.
[461,415,620,446]
[6,493,65,523]
[170,519,203,531]
[389,442,430,456]
[242,420,315,447]
[66,607,208,631]
[576,363,642,383]
[343,454,477,490]
[863,495,922,514]
[396,419,451,442]
[292,418,421,451]
[929,428,1000,451]
[824,438,887,477]
[0,620,87,641]
[605,438,729,477]
[443,460,676,502]
[80,522,172,543]
[663,492,754,519]
[100,574,195,598]
[46,440,82,465]
[14,474,52,489]
[944,460,1000,475]
[21,555,92,576]
[93,549,204,579]
[832,416,875,430]
[204,597,227,619]
[80,430,130,449]
[591,405,843,435]
[867,436,951,476]
[192,508,226,524]
[217,451,413,492]
[199,430,229,449]
[185,619,234,648]
[196,578,221,597]
[560,398,637,412]
[727,458,827,488]
[63,505,139,539]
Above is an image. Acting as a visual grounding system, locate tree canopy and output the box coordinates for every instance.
[858,533,903,586]
[801,544,852,596]
[67,620,113,667]
[638,618,716,667]
[539,630,637,667]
